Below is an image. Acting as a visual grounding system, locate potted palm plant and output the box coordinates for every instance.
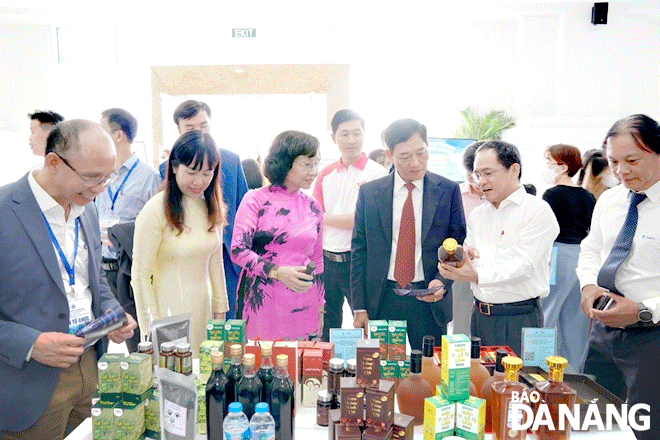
[454,107,516,140]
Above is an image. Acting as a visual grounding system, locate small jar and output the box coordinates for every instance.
[175,343,192,375]
[159,342,175,370]
[137,341,153,355]
[316,390,333,426]
[345,358,356,377]
[328,358,344,396]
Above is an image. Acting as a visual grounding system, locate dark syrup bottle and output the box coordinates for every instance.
[226,343,243,404]
[258,344,275,405]
[271,354,295,440]
[205,351,229,440]
[237,353,263,419]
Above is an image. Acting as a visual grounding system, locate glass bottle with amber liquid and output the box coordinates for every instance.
[237,353,263,419]
[481,348,509,425]
[270,354,295,440]
[396,350,433,425]
[206,351,229,440]
[258,344,275,405]
[226,344,243,404]
[421,335,442,392]
[492,356,531,440]
[437,238,464,268]
[534,356,577,440]
[470,337,491,398]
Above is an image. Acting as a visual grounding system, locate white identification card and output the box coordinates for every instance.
[68,296,93,334]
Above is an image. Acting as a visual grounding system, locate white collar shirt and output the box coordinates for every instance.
[466,186,559,303]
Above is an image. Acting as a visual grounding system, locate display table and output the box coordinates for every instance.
[66,403,637,440]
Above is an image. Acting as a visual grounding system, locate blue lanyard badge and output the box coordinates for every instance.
[107,159,139,211]
[43,214,79,286]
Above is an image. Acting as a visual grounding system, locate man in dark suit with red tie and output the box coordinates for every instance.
[350,119,466,349]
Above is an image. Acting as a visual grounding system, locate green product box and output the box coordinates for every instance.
[423,396,456,440]
[91,399,116,440]
[206,319,226,341]
[98,353,124,401]
[199,340,224,376]
[387,320,407,361]
[455,396,486,440]
[224,357,231,374]
[397,357,410,379]
[380,359,398,380]
[121,352,153,401]
[441,335,470,401]
[114,399,145,440]
[143,387,160,440]
[196,378,207,435]
[224,319,247,358]
[369,320,389,358]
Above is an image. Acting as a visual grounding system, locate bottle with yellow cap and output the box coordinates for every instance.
[206,351,229,440]
[534,356,576,440]
[492,356,531,440]
[237,353,263,419]
[437,238,465,268]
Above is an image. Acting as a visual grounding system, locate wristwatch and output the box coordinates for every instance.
[638,303,653,323]
[269,265,280,281]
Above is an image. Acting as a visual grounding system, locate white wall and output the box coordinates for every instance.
[1,1,658,190]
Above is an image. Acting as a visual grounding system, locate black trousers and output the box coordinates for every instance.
[377,282,446,351]
[104,267,140,353]
[582,321,660,440]
[322,255,351,342]
[470,302,542,357]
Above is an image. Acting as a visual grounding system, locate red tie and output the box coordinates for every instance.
[395,182,415,288]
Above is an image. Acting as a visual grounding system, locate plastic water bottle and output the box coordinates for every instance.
[223,402,250,440]
[249,402,276,440]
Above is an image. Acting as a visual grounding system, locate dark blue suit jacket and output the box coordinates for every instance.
[0,174,119,432]
[159,148,248,317]
[350,171,466,327]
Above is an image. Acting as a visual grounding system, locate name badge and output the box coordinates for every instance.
[100,215,120,247]
[68,296,92,335]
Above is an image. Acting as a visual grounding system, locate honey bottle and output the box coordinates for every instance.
[492,356,531,440]
[437,237,464,268]
[469,337,490,398]
[534,356,576,440]
[421,335,442,392]
[481,348,509,424]
[396,350,433,425]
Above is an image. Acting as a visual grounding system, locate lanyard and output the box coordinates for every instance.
[43,214,79,286]
[107,159,139,211]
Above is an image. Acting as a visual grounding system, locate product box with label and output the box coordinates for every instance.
[91,398,116,440]
[441,335,471,401]
[328,408,342,440]
[423,396,456,440]
[455,396,486,440]
[224,319,247,358]
[196,378,206,435]
[369,320,389,358]
[356,338,380,388]
[121,352,153,404]
[98,353,125,401]
[397,357,410,380]
[302,348,323,407]
[391,413,414,440]
[365,379,394,429]
[340,376,364,425]
[336,423,362,440]
[363,426,393,440]
[143,387,160,440]
[387,321,407,361]
[297,340,316,381]
[114,399,145,440]
[206,319,225,341]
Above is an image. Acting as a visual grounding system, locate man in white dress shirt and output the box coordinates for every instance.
[439,140,559,356]
[577,114,660,440]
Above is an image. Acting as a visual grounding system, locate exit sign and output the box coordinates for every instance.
[233,28,256,38]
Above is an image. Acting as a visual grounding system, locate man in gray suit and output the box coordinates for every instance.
[0,120,137,439]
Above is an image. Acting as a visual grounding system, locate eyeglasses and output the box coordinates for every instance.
[472,167,506,182]
[55,153,118,188]
[293,159,321,171]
